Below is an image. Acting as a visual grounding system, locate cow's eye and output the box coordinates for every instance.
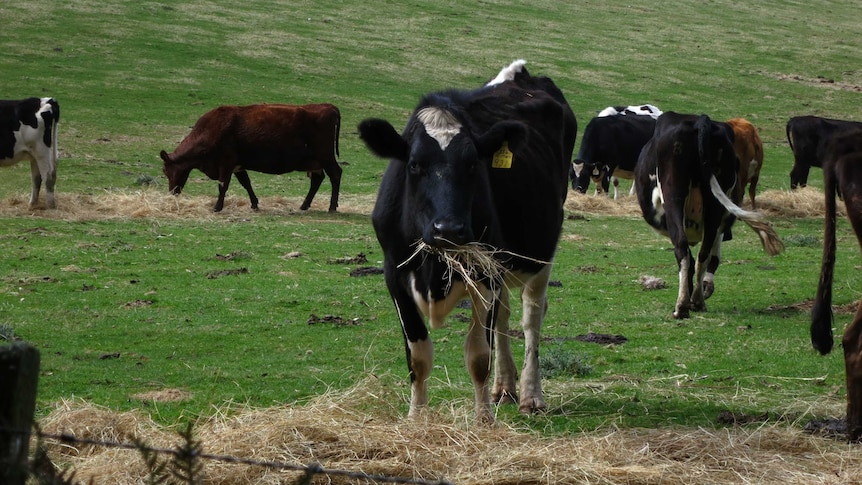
[408,159,424,176]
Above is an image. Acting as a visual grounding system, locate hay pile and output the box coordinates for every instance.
[0,186,836,221]
[564,187,838,219]
[38,376,862,485]
[0,189,377,221]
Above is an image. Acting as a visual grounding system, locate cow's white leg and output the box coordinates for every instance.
[674,254,692,319]
[28,159,43,208]
[612,177,621,200]
[703,239,721,300]
[693,231,723,310]
[466,285,495,422]
[518,264,551,414]
[492,287,518,405]
[406,338,433,417]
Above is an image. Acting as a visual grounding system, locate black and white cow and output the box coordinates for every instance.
[787,115,862,189]
[572,109,658,197]
[1,97,60,208]
[635,112,782,319]
[809,127,862,441]
[359,60,576,422]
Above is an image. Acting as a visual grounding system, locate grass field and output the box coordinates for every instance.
[3,1,862,483]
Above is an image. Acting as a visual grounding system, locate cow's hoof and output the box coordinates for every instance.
[328,208,338,213]
[493,389,518,405]
[299,205,310,211]
[518,398,547,415]
[673,308,690,319]
[703,281,715,300]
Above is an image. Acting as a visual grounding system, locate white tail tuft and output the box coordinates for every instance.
[486,59,527,87]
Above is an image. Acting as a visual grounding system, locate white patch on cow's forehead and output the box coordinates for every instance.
[417,107,461,150]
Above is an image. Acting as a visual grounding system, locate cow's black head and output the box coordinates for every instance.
[571,159,609,194]
[160,150,190,195]
[360,107,525,248]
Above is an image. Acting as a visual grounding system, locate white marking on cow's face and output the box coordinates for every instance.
[572,162,584,177]
[417,107,462,150]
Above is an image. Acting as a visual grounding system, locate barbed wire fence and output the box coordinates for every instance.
[4,422,455,485]
[1,342,454,485]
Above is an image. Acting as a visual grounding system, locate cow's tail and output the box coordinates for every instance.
[786,120,794,153]
[811,164,838,355]
[707,176,784,256]
[334,108,341,159]
[51,103,59,166]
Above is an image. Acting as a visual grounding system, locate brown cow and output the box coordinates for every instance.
[810,127,862,442]
[160,103,342,212]
[725,117,764,209]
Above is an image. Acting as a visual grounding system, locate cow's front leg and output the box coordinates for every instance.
[491,287,518,405]
[843,308,862,442]
[518,265,551,414]
[390,286,433,418]
[233,171,259,210]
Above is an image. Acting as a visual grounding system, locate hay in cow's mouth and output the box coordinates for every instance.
[399,240,508,309]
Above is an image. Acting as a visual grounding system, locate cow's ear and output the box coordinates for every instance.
[476,121,528,158]
[159,150,172,164]
[359,119,410,162]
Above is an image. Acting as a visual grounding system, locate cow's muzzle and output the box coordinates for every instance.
[425,218,472,248]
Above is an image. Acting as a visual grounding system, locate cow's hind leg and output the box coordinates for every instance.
[517,265,551,414]
[491,288,518,405]
[843,304,862,442]
[234,171,259,210]
[840,168,862,441]
[27,159,43,208]
[300,170,326,211]
[323,162,342,213]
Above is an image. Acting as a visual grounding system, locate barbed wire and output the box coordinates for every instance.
[6,426,455,485]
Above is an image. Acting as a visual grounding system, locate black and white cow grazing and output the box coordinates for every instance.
[809,128,862,441]
[635,112,783,319]
[787,115,862,189]
[0,97,60,208]
[597,104,663,119]
[572,109,658,197]
[359,60,576,422]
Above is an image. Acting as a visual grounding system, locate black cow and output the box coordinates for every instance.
[787,115,862,189]
[0,97,60,208]
[572,113,657,197]
[359,60,576,422]
[635,112,782,319]
[160,103,342,212]
[809,128,862,441]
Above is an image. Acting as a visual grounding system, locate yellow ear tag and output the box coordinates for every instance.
[492,142,513,169]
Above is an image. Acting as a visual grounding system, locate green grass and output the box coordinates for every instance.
[1,0,861,433]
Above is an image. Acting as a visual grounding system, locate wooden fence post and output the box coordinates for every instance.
[0,343,40,485]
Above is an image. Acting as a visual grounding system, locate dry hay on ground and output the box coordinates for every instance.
[0,189,377,221]
[0,186,835,222]
[38,376,862,485]
[564,187,837,219]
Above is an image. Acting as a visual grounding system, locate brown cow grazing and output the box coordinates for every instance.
[160,103,342,212]
[810,128,862,442]
[725,118,764,209]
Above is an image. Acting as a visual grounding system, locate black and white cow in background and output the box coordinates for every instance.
[787,115,862,189]
[359,60,576,422]
[572,105,660,197]
[0,97,60,208]
[635,112,782,319]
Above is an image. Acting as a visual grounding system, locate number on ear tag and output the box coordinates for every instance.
[492,142,513,169]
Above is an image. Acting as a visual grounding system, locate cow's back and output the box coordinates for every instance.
[470,81,575,264]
